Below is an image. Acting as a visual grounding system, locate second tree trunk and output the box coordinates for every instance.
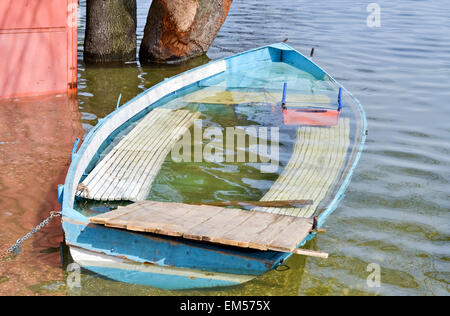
[139,0,233,63]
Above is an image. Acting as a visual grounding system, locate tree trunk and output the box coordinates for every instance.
[139,0,233,64]
[84,0,137,64]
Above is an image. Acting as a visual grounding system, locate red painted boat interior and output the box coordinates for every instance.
[283,108,340,126]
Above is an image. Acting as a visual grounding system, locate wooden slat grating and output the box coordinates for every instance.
[254,118,350,218]
[89,201,314,255]
[76,108,200,201]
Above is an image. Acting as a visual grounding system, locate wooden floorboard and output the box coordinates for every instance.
[78,109,166,199]
[88,201,147,225]
[98,110,172,201]
[89,201,314,254]
[248,215,297,250]
[255,118,350,218]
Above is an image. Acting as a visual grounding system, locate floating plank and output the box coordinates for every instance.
[254,118,350,218]
[76,108,200,201]
[190,199,313,208]
[89,201,322,257]
[292,248,328,259]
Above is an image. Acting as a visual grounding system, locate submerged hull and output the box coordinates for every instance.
[63,215,289,289]
[69,248,256,290]
[61,43,367,290]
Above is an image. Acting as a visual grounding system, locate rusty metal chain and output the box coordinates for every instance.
[0,211,61,261]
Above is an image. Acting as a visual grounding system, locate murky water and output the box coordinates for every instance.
[1,0,449,295]
[0,95,83,295]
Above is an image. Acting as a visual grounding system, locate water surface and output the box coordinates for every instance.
[76,0,450,296]
[1,0,449,295]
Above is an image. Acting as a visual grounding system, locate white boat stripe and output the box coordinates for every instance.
[70,247,254,284]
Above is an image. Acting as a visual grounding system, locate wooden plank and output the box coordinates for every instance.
[191,199,313,208]
[265,218,314,252]
[89,201,316,257]
[203,211,255,247]
[259,126,314,199]
[183,207,253,241]
[119,110,194,200]
[79,108,168,198]
[255,126,316,215]
[291,248,329,259]
[293,119,349,217]
[295,120,341,216]
[125,207,193,236]
[109,110,188,201]
[128,111,201,201]
[105,203,224,237]
[84,108,180,199]
[116,110,191,200]
[174,203,227,234]
[88,201,147,224]
[79,109,166,198]
[247,215,297,250]
[256,118,350,218]
[283,127,328,200]
[129,203,222,236]
[283,126,333,217]
[220,212,289,250]
[98,109,173,201]
[103,202,191,231]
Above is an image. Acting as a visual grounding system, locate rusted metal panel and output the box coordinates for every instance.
[0,0,77,98]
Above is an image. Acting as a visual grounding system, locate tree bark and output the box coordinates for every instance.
[139,0,233,64]
[84,0,137,64]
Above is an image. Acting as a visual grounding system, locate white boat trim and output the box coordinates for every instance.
[70,247,255,284]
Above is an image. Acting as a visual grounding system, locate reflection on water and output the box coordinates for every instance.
[1,0,449,295]
[0,94,83,295]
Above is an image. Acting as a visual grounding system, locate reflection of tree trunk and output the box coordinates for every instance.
[84,0,137,64]
[139,0,233,64]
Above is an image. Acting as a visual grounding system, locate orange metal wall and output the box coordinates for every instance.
[0,0,77,98]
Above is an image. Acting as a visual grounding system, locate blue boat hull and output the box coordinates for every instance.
[64,218,290,289]
[69,247,259,290]
[60,43,367,290]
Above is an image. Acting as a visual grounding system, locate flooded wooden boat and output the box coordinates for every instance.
[60,43,367,290]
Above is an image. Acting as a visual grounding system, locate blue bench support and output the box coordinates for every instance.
[337,87,343,111]
[281,82,287,109]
